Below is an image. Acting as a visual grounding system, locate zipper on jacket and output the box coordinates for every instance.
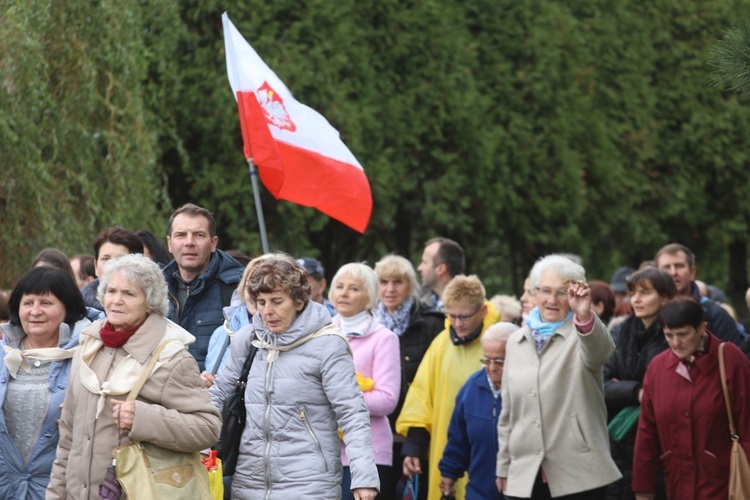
[168,292,181,323]
[263,361,273,500]
[299,407,329,472]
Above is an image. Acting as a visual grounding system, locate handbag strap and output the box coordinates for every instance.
[718,342,738,439]
[126,341,173,402]
[237,344,257,386]
[211,334,231,375]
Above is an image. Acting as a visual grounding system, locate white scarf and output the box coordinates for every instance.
[78,321,193,418]
[3,345,78,379]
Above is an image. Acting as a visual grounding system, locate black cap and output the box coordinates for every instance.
[610,267,635,294]
[297,257,325,278]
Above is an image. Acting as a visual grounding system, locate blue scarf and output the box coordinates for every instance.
[526,308,573,338]
[376,297,414,336]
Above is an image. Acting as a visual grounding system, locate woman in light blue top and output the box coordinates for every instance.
[0,267,89,500]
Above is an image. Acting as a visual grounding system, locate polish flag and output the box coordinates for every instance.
[222,13,372,233]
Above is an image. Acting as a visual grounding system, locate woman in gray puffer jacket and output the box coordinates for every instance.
[210,253,379,500]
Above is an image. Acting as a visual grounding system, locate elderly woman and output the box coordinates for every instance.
[497,255,621,499]
[0,267,89,499]
[397,274,500,500]
[46,254,221,499]
[209,253,379,499]
[373,255,444,491]
[439,322,518,500]
[604,268,676,500]
[202,254,273,387]
[330,263,401,500]
[519,277,534,323]
[633,298,750,499]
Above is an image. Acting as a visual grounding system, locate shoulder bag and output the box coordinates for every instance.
[114,341,212,499]
[216,343,257,476]
[718,342,750,500]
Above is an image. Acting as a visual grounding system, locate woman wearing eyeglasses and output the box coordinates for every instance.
[496,255,621,499]
[397,275,500,500]
[438,322,518,500]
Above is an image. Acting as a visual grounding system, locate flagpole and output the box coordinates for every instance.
[247,158,270,254]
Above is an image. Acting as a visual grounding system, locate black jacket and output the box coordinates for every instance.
[388,301,444,431]
[604,315,668,500]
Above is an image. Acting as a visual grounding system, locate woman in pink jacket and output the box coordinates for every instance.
[330,263,401,500]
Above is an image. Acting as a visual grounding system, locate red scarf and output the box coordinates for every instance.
[99,321,143,348]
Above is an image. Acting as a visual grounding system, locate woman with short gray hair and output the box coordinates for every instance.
[47,254,220,499]
[497,255,621,499]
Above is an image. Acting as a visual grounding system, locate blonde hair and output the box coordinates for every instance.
[374,255,419,298]
[489,295,522,321]
[237,254,274,305]
[443,275,485,310]
[329,263,379,311]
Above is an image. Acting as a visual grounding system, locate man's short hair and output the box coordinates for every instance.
[426,237,465,278]
[655,243,695,268]
[92,227,144,259]
[73,253,96,281]
[167,203,217,238]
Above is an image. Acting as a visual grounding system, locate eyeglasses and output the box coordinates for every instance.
[447,307,481,323]
[480,357,505,366]
[533,287,568,300]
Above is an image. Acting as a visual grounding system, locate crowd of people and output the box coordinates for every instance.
[0,202,749,500]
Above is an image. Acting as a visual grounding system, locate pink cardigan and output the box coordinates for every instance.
[333,314,401,466]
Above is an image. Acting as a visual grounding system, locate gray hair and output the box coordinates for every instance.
[528,254,586,289]
[481,322,518,345]
[329,262,379,311]
[97,254,169,316]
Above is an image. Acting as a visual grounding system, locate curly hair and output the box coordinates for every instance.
[246,253,311,308]
[374,254,419,298]
[442,275,486,310]
[97,254,169,316]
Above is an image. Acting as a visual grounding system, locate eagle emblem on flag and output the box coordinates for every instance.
[257,81,296,132]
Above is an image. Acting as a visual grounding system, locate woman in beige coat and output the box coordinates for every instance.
[46,254,221,499]
[496,255,621,499]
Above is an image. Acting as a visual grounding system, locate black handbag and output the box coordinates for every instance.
[216,344,257,476]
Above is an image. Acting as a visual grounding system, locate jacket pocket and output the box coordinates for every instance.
[299,406,329,472]
[568,414,590,452]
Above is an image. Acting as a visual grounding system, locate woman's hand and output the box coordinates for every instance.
[200,371,216,388]
[496,477,507,493]
[566,279,592,322]
[403,456,422,477]
[111,399,136,430]
[352,487,377,500]
[440,477,456,497]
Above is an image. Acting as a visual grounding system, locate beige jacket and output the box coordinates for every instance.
[46,314,221,500]
[496,316,621,497]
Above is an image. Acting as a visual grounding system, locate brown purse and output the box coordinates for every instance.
[718,342,750,500]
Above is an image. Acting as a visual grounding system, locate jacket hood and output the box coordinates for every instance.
[81,279,104,311]
[252,300,332,347]
[0,317,90,350]
[225,302,251,334]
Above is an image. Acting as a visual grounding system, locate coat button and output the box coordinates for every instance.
[684,412,689,417]
[405,356,411,361]
[530,391,536,397]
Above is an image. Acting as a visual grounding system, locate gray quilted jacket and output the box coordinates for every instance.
[210,301,379,499]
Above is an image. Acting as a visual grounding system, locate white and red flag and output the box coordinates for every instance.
[222,12,372,233]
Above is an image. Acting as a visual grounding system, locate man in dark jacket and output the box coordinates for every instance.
[655,243,742,346]
[163,203,244,371]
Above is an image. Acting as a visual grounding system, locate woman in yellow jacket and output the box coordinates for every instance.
[397,275,500,500]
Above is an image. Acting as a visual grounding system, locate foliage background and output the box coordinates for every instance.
[3,0,750,318]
